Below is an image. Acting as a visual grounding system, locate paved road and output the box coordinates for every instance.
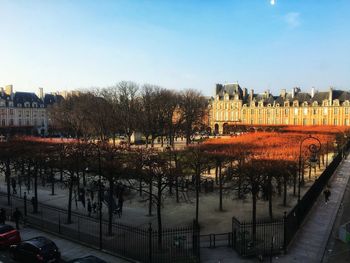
[323,173,350,262]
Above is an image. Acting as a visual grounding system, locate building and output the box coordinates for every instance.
[209,82,350,134]
[0,85,63,136]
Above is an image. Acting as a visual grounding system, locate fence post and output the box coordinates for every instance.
[24,192,27,217]
[78,217,80,241]
[283,211,287,254]
[193,219,200,262]
[148,223,152,263]
[58,213,61,234]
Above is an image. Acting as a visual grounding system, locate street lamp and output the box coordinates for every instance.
[298,135,321,202]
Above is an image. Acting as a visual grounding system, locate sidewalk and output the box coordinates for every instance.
[5,222,131,263]
[200,155,350,263]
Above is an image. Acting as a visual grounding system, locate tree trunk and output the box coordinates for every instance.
[268,177,273,220]
[157,176,162,247]
[148,179,153,216]
[5,159,11,206]
[108,178,114,236]
[67,173,73,224]
[34,164,38,214]
[195,166,200,224]
[51,167,55,195]
[219,162,223,211]
[283,177,287,207]
[252,190,257,244]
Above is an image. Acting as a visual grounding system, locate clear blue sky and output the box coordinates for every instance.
[0,0,349,96]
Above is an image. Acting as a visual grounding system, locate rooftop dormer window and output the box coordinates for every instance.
[17,103,22,107]
[33,102,37,108]
[24,102,30,108]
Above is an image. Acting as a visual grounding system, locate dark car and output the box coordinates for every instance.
[0,224,21,248]
[67,255,107,263]
[10,236,60,262]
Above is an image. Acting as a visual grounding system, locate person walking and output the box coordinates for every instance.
[92,202,97,214]
[117,195,124,218]
[13,208,22,230]
[11,178,17,194]
[87,199,92,217]
[324,187,331,204]
[0,208,6,224]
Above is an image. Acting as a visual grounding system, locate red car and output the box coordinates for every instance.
[0,224,21,248]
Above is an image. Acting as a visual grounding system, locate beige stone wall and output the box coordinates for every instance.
[210,97,350,134]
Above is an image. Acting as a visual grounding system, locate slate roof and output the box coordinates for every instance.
[43,94,64,106]
[215,86,350,106]
[13,92,43,106]
[216,83,243,99]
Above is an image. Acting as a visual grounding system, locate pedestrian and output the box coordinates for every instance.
[31,197,37,212]
[92,202,97,214]
[13,208,22,230]
[117,195,124,218]
[0,208,6,224]
[11,178,17,194]
[324,188,331,204]
[87,199,92,217]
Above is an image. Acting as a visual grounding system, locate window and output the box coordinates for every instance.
[293,118,297,125]
[334,119,338,125]
[346,108,349,114]
[19,119,22,126]
[312,119,317,125]
[313,109,317,115]
[251,109,254,115]
[303,108,308,115]
[9,119,13,126]
[323,119,327,125]
[294,108,298,115]
[10,109,13,115]
[334,108,338,115]
[346,119,349,126]
[323,108,328,115]
[1,119,4,126]
[285,108,289,115]
[303,118,307,125]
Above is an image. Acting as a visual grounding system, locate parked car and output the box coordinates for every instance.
[10,236,60,262]
[0,224,21,248]
[67,255,107,263]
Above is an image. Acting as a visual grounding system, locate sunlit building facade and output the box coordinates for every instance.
[209,82,350,134]
[0,85,62,136]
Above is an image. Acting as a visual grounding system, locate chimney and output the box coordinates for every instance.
[243,88,247,98]
[38,87,44,99]
[311,87,315,98]
[215,84,223,95]
[5,85,13,96]
[280,89,286,99]
[329,87,333,104]
[249,89,254,102]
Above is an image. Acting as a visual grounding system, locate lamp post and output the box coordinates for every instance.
[298,135,321,202]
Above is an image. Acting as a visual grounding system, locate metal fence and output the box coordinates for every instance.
[232,143,349,258]
[0,193,200,263]
[232,217,285,257]
[199,232,233,248]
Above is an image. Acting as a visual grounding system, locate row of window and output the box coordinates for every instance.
[0,119,45,126]
[238,118,349,126]
[213,100,349,109]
